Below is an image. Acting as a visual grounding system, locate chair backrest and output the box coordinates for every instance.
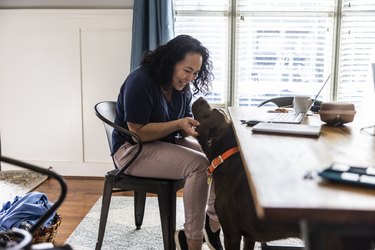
[258,96,323,112]
[94,101,142,176]
[94,101,117,154]
[257,96,294,108]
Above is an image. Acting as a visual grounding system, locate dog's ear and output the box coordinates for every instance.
[195,109,230,158]
[196,118,215,159]
[212,108,230,123]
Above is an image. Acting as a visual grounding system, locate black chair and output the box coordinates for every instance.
[258,96,322,112]
[0,156,69,250]
[257,96,294,108]
[94,101,185,250]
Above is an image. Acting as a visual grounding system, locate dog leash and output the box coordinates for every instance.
[207,146,240,185]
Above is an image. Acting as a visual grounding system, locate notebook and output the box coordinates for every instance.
[247,75,331,124]
[252,122,321,137]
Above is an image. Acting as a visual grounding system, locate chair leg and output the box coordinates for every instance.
[95,179,114,250]
[134,191,146,230]
[157,188,176,250]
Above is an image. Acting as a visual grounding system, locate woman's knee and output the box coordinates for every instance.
[191,154,209,173]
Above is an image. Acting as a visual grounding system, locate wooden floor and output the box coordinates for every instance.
[34,176,183,246]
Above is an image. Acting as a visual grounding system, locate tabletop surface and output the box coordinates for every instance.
[228,106,375,223]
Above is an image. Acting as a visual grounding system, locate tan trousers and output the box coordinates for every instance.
[113,137,218,240]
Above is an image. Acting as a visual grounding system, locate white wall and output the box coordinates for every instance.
[0,0,133,9]
[0,9,133,176]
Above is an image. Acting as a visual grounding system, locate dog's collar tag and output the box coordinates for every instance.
[207,174,212,185]
[207,146,240,179]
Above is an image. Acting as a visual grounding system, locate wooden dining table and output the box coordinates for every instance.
[227,106,375,250]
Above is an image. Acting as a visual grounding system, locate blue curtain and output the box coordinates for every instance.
[130,0,175,71]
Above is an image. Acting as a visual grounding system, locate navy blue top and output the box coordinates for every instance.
[112,67,193,154]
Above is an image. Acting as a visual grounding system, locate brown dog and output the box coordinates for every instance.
[192,97,300,250]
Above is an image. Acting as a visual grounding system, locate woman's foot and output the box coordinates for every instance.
[175,229,203,250]
[203,214,223,250]
[175,230,188,250]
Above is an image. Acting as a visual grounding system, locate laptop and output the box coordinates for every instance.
[251,122,322,137]
[244,75,331,125]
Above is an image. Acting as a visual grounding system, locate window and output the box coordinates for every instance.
[174,0,375,109]
[174,0,230,104]
[337,0,375,105]
[235,0,334,107]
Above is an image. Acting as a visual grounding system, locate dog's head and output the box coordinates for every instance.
[192,97,235,160]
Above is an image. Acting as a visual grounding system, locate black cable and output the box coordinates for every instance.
[360,125,375,136]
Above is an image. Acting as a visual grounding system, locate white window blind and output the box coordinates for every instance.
[174,0,230,104]
[237,0,334,12]
[234,0,334,106]
[174,0,375,108]
[337,0,375,106]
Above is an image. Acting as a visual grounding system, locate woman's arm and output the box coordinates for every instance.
[128,117,199,142]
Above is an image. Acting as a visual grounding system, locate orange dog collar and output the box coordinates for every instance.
[207,146,240,176]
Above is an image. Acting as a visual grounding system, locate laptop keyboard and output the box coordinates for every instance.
[269,113,304,123]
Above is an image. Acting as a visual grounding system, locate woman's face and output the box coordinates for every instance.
[172,52,202,91]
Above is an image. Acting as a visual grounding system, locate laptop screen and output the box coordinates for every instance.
[309,74,331,109]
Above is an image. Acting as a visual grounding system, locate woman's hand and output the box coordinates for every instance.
[179,117,200,137]
[128,117,199,142]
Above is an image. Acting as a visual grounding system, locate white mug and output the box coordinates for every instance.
[293,95,313,113]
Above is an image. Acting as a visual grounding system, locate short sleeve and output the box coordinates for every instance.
[122,69,154,124]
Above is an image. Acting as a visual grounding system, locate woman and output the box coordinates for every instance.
[112,35,222,250]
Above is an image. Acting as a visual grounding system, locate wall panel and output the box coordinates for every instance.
[0,10,132,176]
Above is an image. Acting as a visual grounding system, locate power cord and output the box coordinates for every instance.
[360,125,375,136]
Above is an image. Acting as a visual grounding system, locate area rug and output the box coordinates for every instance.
[66,196,277,250]
[0,170,48,205]
[65,196,189,250]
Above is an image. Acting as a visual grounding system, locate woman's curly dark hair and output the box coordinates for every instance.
[141,34,213,95]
